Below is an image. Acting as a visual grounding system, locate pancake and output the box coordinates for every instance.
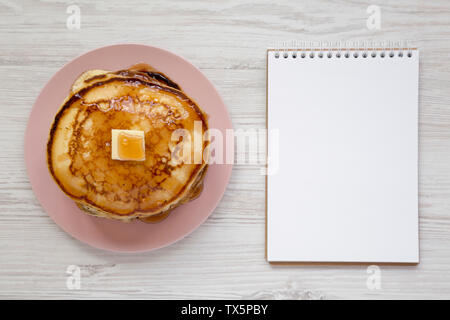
[47,64,209,222]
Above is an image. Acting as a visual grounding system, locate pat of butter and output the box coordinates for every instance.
[111,129,145,161]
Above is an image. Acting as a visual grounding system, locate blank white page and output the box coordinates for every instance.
[267,49,419,263]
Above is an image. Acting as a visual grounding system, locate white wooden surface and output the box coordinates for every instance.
[1,0,450,299]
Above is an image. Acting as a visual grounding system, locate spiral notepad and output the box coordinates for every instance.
[266,46,419,264]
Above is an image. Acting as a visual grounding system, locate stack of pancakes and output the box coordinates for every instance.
[47,64,209,222]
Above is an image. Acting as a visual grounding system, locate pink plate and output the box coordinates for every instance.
[25,44,233,252]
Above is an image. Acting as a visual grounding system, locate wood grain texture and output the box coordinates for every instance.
[1,0,450,299]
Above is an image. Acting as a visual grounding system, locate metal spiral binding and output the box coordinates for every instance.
[271,40,415,59]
